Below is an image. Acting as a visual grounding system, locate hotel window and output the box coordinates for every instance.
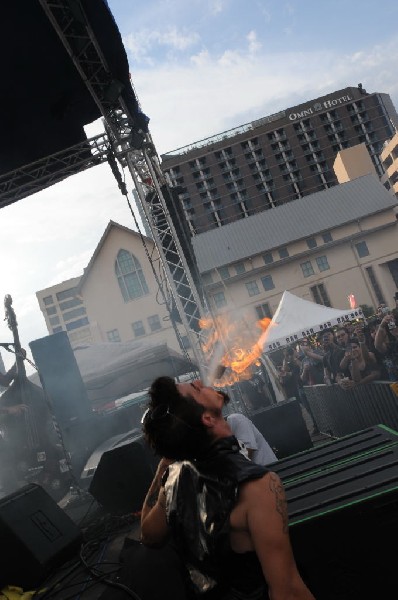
[66,317,89,331]
[306,237,317,249]
[365,267,385,305]
[49,316,60,326]
[301,261,315,277]
[63,307,86,321]
[116,249,149,302]
[245,281,260,297]
[43,295,54,306]
[132,320,146,337]
[234,262,246,275]
[56,287,79,302]
[310,284,331,307]
[59,298,83,310]
[316,256,330,272]
[355,241,370,258]
[278,247,289,259]
[213,291,227,309]
[383,155,393,169]
[255,303,272,319]
[46,306,57,316]
[53,326,63,333]
[261,275,275,291]
[107,329,121,342]
[148,314,162,332]
[322,231,333,243]
[263,253,273,265]
[218,266,230,280]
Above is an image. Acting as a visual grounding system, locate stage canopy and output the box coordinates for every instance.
[29,340,195,407]
[263,291,364,353]
[1,0,148,207]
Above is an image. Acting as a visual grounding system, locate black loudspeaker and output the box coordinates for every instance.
[286,443,398,599]
[250,398,313,459]
[89,440,156,515]
[30,331,92,426]
[272,424,398,481]
[0,483,82,589]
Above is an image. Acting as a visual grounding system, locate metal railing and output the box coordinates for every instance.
[304,382,398,438]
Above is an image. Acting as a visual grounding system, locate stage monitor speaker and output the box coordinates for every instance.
[287,444,398,599]
[0,483,82,590]
[273,424,398,482]
[30,331,92,426]
[250,398,313,459]
[89,440,155,515]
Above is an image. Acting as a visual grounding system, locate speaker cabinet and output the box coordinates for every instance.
[283,438,398,599]
[250,398,313,459]
[89,440,156,515]
[29,331,92,427]
[0,483,82,589]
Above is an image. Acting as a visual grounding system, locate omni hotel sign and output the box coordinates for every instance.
[288,94,352,121]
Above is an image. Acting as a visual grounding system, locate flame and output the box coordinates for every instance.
[348,294,357,309]
[200,313,274,387]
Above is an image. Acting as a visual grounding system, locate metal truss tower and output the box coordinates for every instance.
[36,0,207,371]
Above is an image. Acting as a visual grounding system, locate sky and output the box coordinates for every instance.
[1,0,398,373]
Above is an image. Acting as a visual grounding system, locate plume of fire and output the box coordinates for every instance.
[200,314,273,387]
[348,293,357,309]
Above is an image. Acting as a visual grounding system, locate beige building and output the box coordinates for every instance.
[36,222,189,353]
[192,175,398,322]
[380,132,398,197]
[333,143,377,184]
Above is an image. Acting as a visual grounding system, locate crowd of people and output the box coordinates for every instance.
[277,301,398,399]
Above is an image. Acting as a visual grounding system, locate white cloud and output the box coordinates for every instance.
[247,30,262,53]
[131,35,398,154]
[208,0,227,15]
[123,27,200,64]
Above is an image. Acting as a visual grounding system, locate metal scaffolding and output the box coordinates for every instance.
[0,134,110,207]
[34,0,207,370]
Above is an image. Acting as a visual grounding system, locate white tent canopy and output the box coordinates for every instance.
[263,291,363,353]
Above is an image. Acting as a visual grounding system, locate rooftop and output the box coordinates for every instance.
[191,175,397,272]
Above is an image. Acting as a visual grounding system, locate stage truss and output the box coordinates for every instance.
[0,0,206,370]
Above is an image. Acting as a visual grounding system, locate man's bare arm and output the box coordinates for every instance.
[245,473,315,600]
[140,458,172,546]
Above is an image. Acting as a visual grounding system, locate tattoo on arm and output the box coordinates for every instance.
[269,473,288,534]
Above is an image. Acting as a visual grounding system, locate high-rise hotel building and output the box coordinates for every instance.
[161,85,398,235]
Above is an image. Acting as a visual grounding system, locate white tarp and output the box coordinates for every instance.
[263,291,363,353]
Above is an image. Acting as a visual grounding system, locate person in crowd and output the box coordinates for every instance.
[139,377,316,600]
[278,346,302,400]
[278,346,319,436]
[374,308,398,382]
[335,327,351,349]
[318,329,347,384]
[298,339,324,386]
[352,319,389,380]
[338,337,380,389]
[226,412,277,465]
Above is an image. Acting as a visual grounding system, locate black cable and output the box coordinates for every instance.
[79,539,143,600]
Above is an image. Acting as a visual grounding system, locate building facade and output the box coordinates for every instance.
[161,85,398,235]
[380,132,398,197]
[333,143,378,184]
[36,222,189,353]
[191,176,398,324]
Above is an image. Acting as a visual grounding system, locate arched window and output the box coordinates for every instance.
[115,250,149,301]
